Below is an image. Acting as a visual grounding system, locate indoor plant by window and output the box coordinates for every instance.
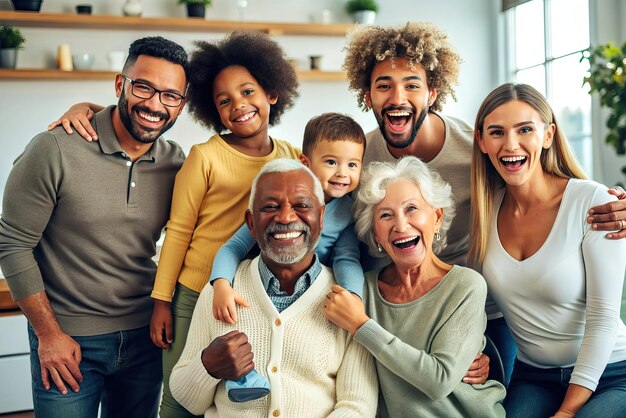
[178,0,212,19]
[346,0,379,24]
[583,40,626,178]
[0,26,25,69]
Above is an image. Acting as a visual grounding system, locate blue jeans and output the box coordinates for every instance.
[505,359,626,418]
[486,316,517,387]
[28,325,162,418]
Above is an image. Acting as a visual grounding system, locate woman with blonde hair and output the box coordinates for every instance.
[470,82,626,417]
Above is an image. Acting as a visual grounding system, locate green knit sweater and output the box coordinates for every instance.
[354,265,506,418]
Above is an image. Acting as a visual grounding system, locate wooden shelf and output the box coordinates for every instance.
[0,68,346,81]
[0,11,353,36]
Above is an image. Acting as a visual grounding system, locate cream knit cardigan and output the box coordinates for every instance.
[170,257,378,418]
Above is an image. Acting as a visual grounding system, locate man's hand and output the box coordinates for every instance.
[323,285,369,335]
[201,330,254,380]
[37,330,83,395]
[462,353,490,385]
[212,279,250,324]
[587,186,626,239]
[150,299,173,349]
[47,102,101,142]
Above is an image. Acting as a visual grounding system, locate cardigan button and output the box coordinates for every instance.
[274,318,281,326]
[272,410,280,417]
[271,366,278,373]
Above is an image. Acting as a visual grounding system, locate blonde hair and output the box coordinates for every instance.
[469,83,587,267]
[343,22,461,112]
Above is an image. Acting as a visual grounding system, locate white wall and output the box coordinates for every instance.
[0,0,498,208]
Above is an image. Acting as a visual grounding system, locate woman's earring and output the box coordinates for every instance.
[435,231,441,242]
[377,243,383,252]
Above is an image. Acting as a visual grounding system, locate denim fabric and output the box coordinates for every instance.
[159,283,202,418]
[505,359,626,418]
[485,316,517,387]
[28,325,161,418]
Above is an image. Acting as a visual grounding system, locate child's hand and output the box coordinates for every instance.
[150,299,173,349]
[212,279,250,324]
[48,102,101,141]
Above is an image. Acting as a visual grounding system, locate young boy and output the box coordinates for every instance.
[210,112,367,323]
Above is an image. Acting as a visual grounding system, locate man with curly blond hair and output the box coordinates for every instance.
[343,21,511,387]
[344,21,471,267]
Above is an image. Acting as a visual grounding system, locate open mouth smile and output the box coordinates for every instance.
[233,111,256,123]
[499,155,527,170]
[271,231,303,240]
[134,108,166,129]
[384,109,413,133]
[329,181,349,189]
[392,235,421,250]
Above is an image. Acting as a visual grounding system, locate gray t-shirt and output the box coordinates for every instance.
[363,111,473,265]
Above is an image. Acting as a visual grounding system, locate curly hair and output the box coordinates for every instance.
[186,32,299,133]
[343,22,462,112]
[354,156,455,257]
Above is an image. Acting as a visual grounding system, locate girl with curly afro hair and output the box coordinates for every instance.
[150,31,302,417]
[186,31,298,133]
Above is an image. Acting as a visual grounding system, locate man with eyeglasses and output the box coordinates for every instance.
[0,36,187,418]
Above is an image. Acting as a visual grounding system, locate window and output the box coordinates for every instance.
[503,0,592,175]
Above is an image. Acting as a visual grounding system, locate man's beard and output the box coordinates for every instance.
[260,222,319,265]
[118,93,173,144]
[377,106,428,149]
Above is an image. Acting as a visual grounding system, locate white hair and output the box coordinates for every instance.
[248,159,325,212]
[354,156,455,256]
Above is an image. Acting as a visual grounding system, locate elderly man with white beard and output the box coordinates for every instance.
[169,159,377,418]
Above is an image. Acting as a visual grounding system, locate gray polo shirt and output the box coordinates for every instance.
[0,106,185,336]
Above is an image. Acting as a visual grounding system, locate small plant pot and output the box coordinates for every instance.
[10,0,43,12]
[351,10,376,24]
[0,49,18,69]
[186,4,206,18]
[75,4,92,15]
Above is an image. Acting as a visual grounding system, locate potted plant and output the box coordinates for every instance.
[10,0,43,12]
[583,40,626,179]
[0,26,26,69]
[178,0,212,19]
[346,0,379,24]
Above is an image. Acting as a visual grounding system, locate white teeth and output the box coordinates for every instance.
[393,236,417,244]
[273,231,302,240]
[501,156,526,162]
[235,112,255,122]
[387,111,410,117]
[139,112,161,122]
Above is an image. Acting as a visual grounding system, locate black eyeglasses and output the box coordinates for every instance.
[121,75,185,107]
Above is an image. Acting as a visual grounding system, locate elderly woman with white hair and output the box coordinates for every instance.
[323,156,505,417]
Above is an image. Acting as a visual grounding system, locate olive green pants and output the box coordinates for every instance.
[159,283,202,418]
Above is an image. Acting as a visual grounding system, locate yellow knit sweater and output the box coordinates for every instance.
[151,134,301,301]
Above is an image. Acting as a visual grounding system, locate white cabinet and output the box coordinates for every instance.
[0,313,34,414]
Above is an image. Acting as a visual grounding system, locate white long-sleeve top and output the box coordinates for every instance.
[170,257,378,418]
[482,179,626,391]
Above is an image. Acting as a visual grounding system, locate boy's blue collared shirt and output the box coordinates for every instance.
[258,254,322,313]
